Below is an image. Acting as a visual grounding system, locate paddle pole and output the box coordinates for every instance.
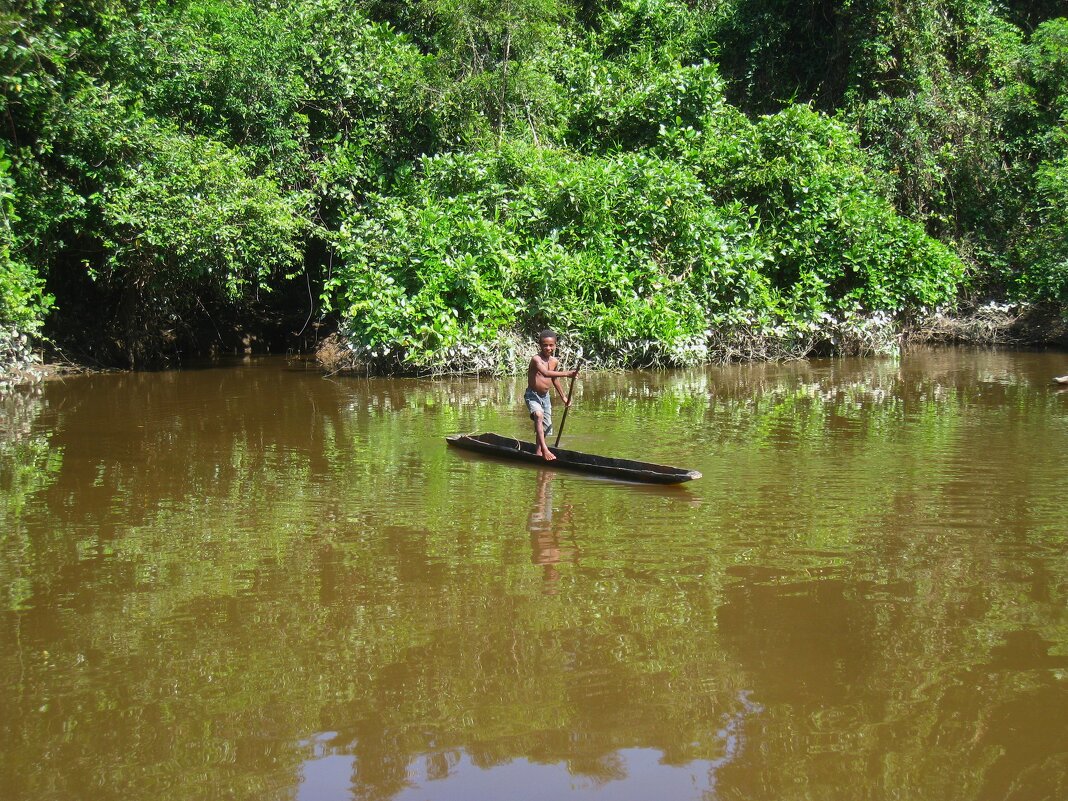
[554,350,582,448]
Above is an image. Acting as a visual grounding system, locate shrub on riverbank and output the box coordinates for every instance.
[322,114,962,373]
[1,147,52,385]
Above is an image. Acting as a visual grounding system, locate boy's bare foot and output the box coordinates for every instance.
[537,447,557,461]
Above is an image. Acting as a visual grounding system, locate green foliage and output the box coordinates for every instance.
[326,143,725,368]
[298,3,436,224]
[699,1,1068,309]
[1027,17,1068,92]
[326,125,962,371]
[419,0,573,146]
[563,1,725,150]
[565,55,727,150]
[706,0,856,112]
[1,0,1066,369]
[0,146,51,334]
[1023,17,1068,142]
[1013,151,1068,305]
[690,105,964,314]
[1002,17,1068,305]
[108,0,311,179]
[98,124,306,299]
[7,71,306,363]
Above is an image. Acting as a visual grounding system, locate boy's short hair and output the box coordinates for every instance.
[537,329,558,342]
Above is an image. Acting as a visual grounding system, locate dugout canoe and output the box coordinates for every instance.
[445,432,702,484]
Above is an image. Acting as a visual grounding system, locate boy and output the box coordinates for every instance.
[525,330,579,461]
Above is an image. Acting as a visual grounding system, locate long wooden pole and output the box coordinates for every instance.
[554,354,582,448]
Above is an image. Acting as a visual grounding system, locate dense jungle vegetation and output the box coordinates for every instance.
[1,0,1066,374]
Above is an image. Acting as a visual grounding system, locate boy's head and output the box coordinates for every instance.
[537,329,557,355]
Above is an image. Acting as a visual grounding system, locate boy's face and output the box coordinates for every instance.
[539,337,557,358]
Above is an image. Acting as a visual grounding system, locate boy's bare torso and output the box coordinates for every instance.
[527,354,559,394]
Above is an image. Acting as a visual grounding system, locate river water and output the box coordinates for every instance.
[2,347,1066,800]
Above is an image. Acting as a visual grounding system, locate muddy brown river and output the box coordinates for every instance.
[2,347,1066,800]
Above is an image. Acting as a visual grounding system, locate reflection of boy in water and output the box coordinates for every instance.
[528,470,575,589]
[525,330,578,461]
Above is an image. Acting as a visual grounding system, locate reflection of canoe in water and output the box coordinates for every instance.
[445,432,702,484]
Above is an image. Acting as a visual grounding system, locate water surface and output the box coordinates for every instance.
[2,348,1066,800]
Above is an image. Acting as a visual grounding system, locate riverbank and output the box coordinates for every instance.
[906,302,1068,349]
[314,303,1068,377]
[0,327,48,393]
[4,304,1066,391]
[1,325,113,392]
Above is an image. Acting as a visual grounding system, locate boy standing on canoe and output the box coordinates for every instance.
[525,330,579,461]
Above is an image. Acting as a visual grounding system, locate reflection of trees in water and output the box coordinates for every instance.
[1,386,61,512]
[701,690,763,801]
[596,349,1063,422]
[1,386,63,612]
[321,349,1060,429]
[1,383,46,440]
[332,373,526,416]
[714,562,1068,799]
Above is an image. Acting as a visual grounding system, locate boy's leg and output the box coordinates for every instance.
[533,411,556,460]
[525,389,556,460]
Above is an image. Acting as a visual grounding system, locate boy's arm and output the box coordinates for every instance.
[532,358,577,380]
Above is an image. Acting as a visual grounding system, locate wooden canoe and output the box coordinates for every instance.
[445,432,702,484]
